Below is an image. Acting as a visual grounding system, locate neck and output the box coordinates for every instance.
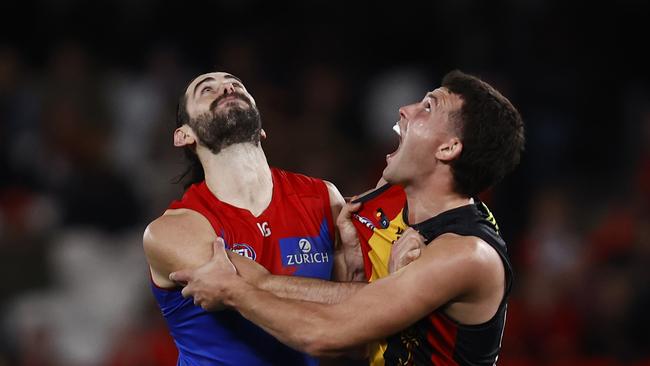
[403,174,472,225]
[199,143,273,217]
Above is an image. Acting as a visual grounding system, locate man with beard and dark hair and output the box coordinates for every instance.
[143,72,367,365]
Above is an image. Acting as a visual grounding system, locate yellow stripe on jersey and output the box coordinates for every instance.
[481,202,500,234]
[365,208,407,282]
[369,342,388,366]
[363,209,407,366]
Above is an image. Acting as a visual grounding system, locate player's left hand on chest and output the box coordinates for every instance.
[389,228,425,273]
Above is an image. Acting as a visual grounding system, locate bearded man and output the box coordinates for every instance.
[143,72,362,366]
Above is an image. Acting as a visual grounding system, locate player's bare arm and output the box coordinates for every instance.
[143,209,217,288]
[178,233,505,357]
[224,250,367,306]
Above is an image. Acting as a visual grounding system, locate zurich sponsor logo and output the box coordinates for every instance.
[229,243,256,261]
[279,219,333,279]
[286,238,329,265]
[299,239,312,253]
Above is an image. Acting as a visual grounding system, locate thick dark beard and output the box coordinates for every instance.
[188,104,262,154]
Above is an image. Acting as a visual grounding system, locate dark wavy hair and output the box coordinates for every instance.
[174,92,205,189]
[442,70,525,196]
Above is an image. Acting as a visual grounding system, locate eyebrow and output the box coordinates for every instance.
[193,77,216,97]
[223,74,243,84]
[192,74,244,98]
[425,92,438,105]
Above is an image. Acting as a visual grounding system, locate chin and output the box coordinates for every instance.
[383,166,409,186]
[381,168,396,184]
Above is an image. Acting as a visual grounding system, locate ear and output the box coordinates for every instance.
[174,126,196,147]
[435,137,462,162]
[260,128,267,140]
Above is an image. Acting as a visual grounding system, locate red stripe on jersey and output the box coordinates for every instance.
[426,313,459,365]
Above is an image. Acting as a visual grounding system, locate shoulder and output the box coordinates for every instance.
[144,209,213,250]
[143,209,216,287]
[420,233,504,292]
[272,168,315,186]
[274,168,341,204]
[323,180,344,208]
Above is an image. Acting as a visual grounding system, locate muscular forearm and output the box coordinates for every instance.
[225,281,357,357]
[229,249,365,304]
[257,275,365,304]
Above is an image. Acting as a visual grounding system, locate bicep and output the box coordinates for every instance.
[143,212,215,287]
[324,181,345,235]
[324,181,348,280]
[326,241,476,345]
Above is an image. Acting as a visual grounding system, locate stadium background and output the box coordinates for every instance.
[1,1,649,365]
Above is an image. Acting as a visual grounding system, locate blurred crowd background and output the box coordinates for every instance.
[1,1,649,365]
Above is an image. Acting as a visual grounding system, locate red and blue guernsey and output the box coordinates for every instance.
[151,168,335,366]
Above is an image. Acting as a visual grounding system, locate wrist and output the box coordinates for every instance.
[342,239,361,256]
[223,277,251,308]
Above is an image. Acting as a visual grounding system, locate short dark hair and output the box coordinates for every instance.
[442,70,525,196]
[174,92,205,189]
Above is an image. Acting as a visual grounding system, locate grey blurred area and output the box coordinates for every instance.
[1,1,649,365]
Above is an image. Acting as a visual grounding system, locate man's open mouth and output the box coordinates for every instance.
[386,121,403,163]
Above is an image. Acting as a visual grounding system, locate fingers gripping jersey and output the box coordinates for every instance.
[151,168,335,366]
[351,185,408,282]
[351,184,513,366]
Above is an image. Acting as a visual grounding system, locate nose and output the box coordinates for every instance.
[399,101,422,118]
[221,82,236,95]
[398,106,408,120]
